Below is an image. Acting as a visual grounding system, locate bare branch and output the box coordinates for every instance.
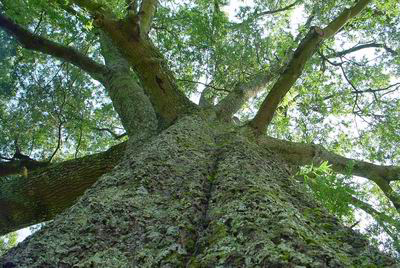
[350,196,399,229]
[248,0,372,135]
[255,1,300,17]
[0,13,109,82]
[327,43,398,58]
[0,156,13,161]
[48,121,63,162]
[177,79,229,93]
[323,82,400,101]
[215,9,315,122]
[248,27,324,133]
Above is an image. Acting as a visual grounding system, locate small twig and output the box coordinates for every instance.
[255,1,300,17]
[176,79,230,92]
[74,118,84,159]
[0,155,13,161]
[33,11,44,34]
[48,121,63,162]
[349,220,361,229]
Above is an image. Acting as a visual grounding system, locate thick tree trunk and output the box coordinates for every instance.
[1,116,395,267]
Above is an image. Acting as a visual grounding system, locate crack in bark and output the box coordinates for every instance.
[189,145,224,263]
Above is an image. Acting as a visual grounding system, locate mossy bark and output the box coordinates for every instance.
[1,116,396,267]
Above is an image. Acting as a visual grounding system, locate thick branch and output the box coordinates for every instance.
[249,0,372,135]
[322,0,372,39]
[0,13,109,82]
[99,34,157,138]
[66,0,196,127]
[95,16,197,128]
[260,136,400,212]
[248,27,324,133]
[215,71,276,122]
[138,0,158,35]
[0,142,126,236]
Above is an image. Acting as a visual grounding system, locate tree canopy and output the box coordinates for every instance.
[0,0,399,257]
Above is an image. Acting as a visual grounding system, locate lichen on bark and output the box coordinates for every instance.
[1,116,396,267]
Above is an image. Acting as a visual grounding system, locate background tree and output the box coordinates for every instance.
[0,0,399,266]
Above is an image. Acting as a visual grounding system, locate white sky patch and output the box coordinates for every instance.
[16,227,31,242]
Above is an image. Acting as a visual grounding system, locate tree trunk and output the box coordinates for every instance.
[1,116,396,267]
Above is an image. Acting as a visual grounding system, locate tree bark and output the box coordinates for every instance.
[1,116,396,267]
[0,142,126,237]
[99,34,158,138]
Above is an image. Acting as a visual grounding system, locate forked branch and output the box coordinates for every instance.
[248,0,372,135]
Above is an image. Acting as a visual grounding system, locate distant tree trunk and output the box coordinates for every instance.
[1,116,396,267]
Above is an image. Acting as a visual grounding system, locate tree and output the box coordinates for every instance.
[0,0,399,266]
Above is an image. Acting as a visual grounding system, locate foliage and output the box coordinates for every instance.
[299,161,356,220]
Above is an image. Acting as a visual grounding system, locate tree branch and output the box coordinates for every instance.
[0,13,109,82]
[248,0,372,135]
[94,14,197,128]
[260,136,400,212]
[0,142,126,236]
[322,0,373,39]
[215,71,276,121]
[138,0,158,35]
[349,196,399,230]
[126,0,139,13]
[327,43,398,58]
[94,127,127,140]
[256,1,300,17]
[177,79,229,93]
[199,87,215,108]
[352,195,400,251]
[98,34,158,138]
[215,9,315,122]
[323,82,400,101]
